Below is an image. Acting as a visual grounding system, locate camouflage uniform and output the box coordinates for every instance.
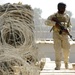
[45,12,72,69]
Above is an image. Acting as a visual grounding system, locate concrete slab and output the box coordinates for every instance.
[40,58,75,75]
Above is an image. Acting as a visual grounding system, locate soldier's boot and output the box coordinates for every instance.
[65,63,68,69]
[55,66,60,70]
[55,62,61,70]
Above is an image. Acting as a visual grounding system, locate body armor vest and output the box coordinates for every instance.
[56,14,68,27]
[53,13,69,32]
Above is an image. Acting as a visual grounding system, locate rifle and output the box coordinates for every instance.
[51,17,73,40]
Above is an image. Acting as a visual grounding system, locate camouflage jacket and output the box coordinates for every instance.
[45,12,72,32]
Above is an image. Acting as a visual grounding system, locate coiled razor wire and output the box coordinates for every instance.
[0,3,34,48]
[0,3,40,75]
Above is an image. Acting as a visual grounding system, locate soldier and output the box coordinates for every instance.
[45,2,72,70]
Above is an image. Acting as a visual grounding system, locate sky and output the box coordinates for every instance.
[0,0,75,19]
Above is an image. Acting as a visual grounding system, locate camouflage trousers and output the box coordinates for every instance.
[53,31,70,68]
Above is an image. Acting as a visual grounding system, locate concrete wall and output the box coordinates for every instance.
[36,41,75,63]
